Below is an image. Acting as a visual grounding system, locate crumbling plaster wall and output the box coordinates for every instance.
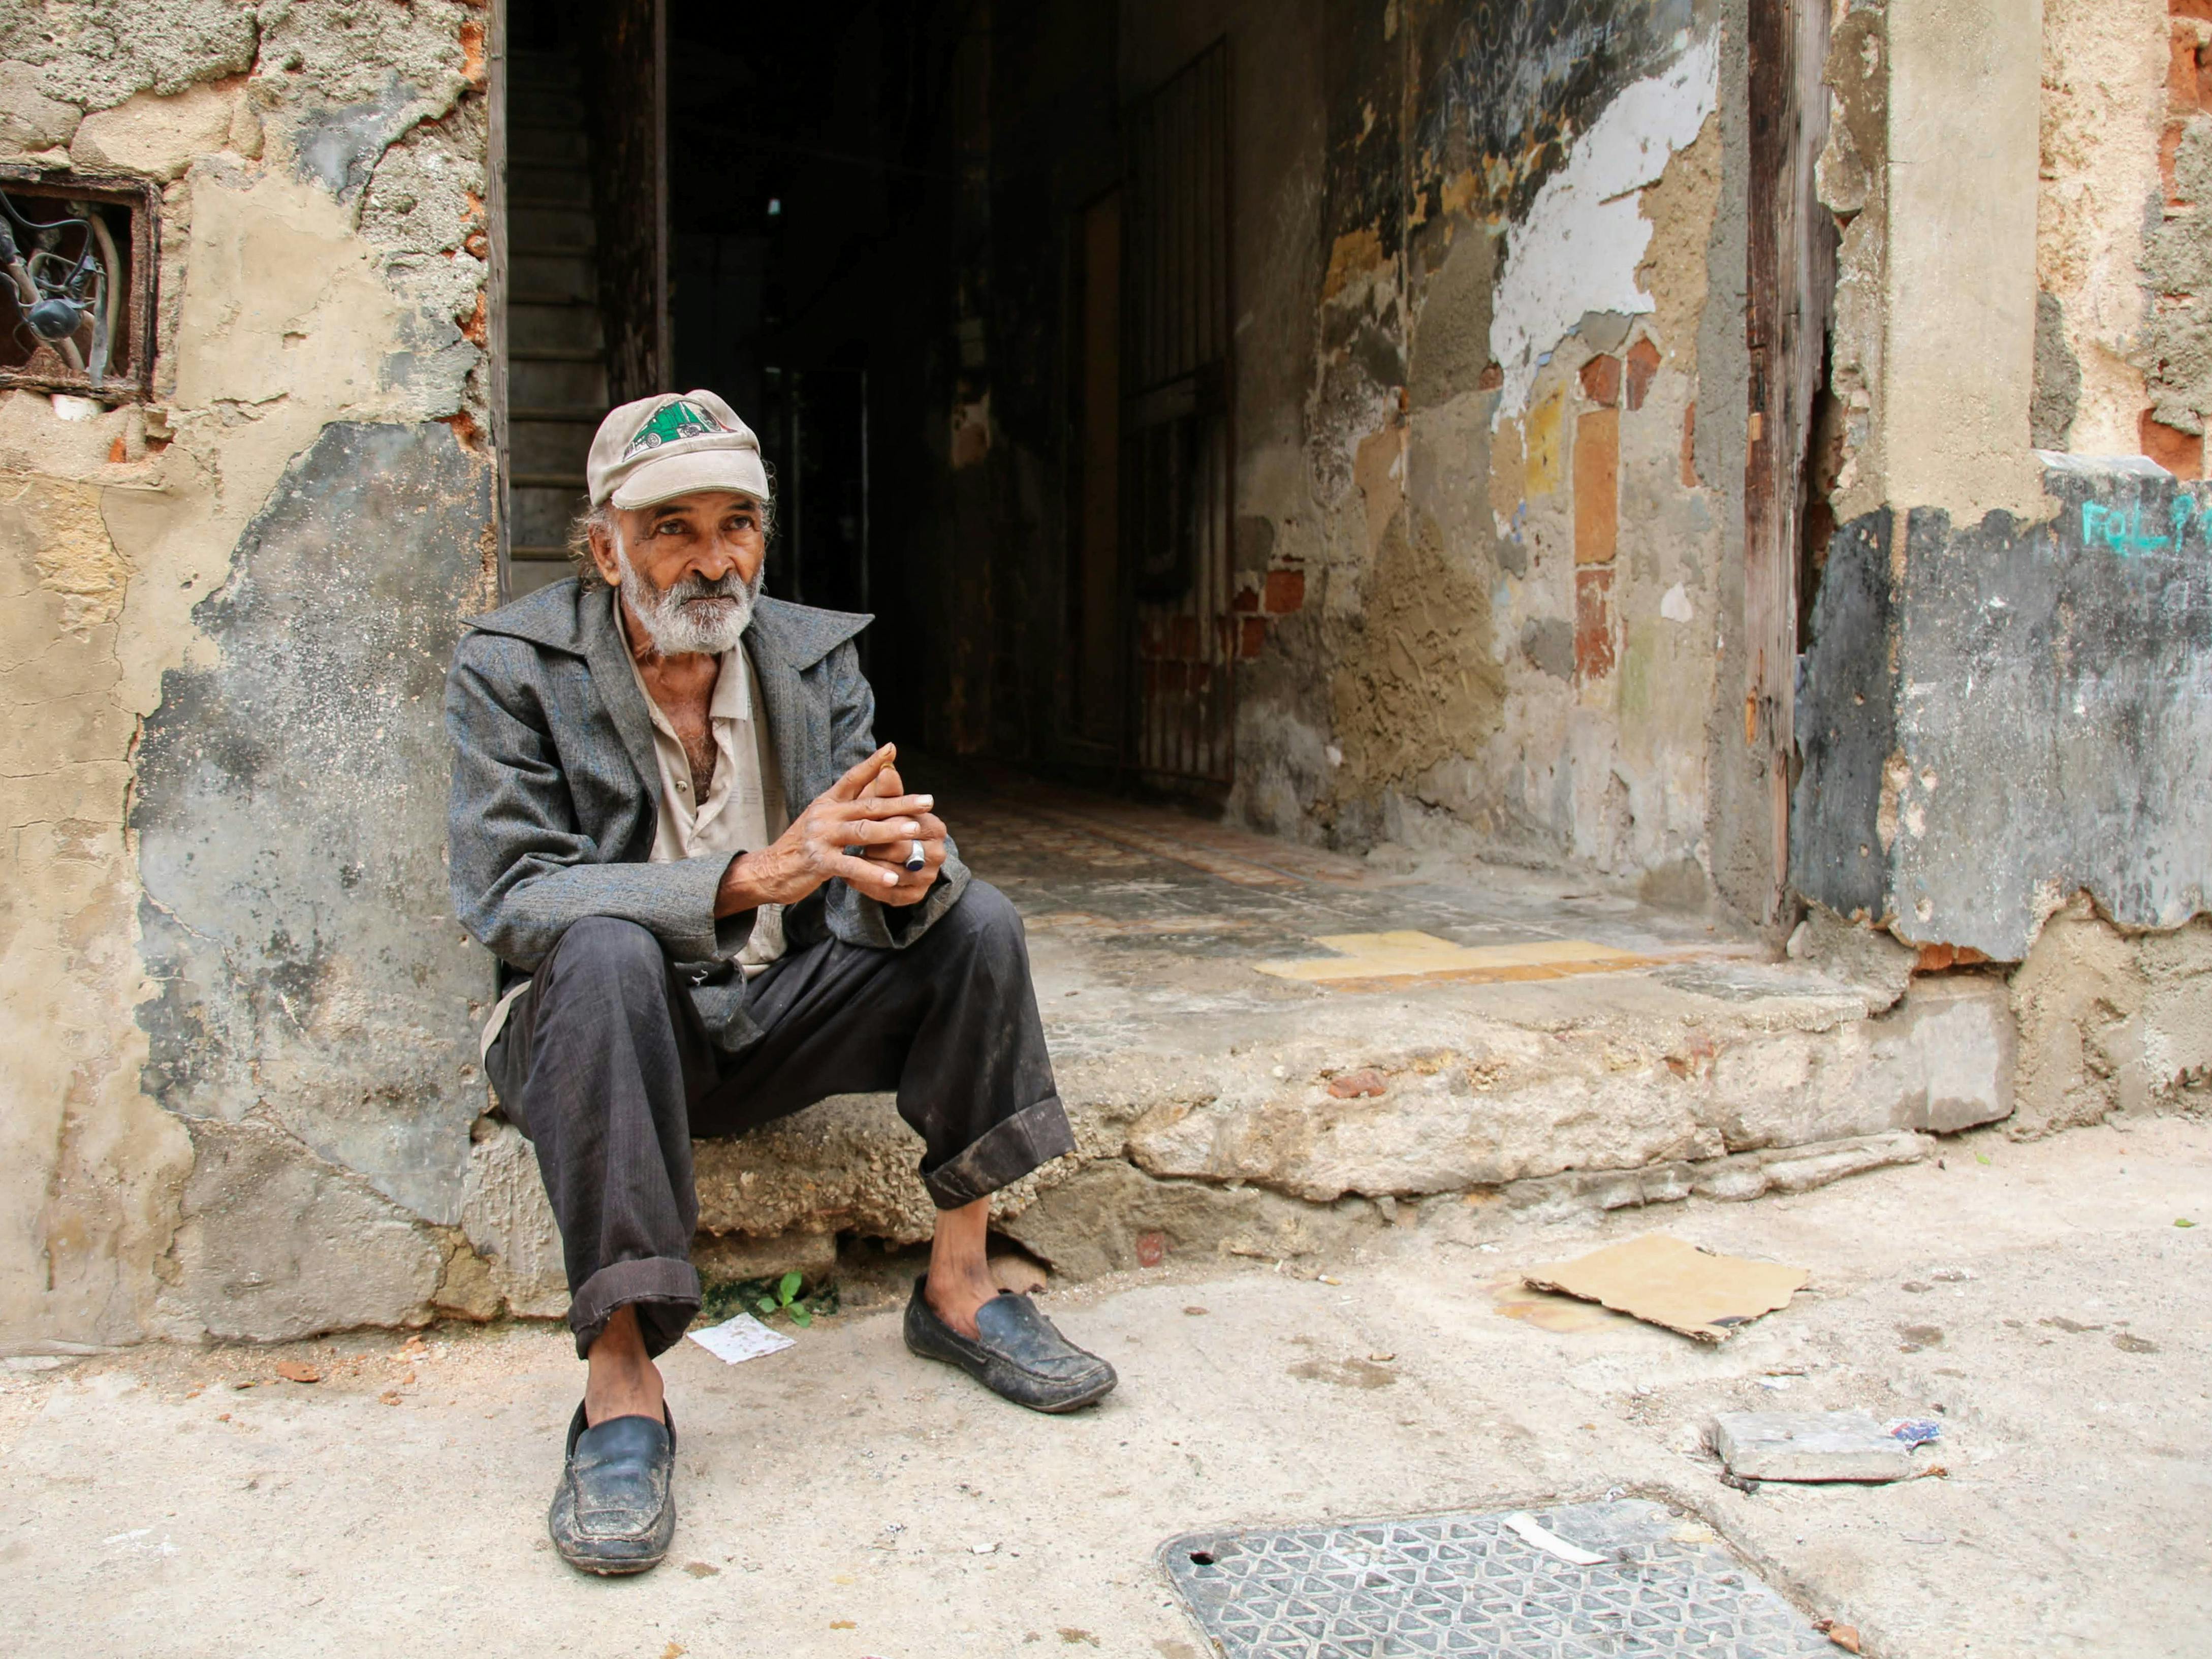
[1210,0,1755,915]
[1791,0,2212,1142]
[0,0,545,1353]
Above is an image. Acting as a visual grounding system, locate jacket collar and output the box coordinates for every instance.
[465,578,871,807]
[464,578,870,671]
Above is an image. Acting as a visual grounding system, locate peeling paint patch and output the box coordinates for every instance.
[293,78,427,199]
[1489,33,1719,422]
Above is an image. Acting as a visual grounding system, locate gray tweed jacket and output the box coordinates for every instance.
[444,576,968,1051]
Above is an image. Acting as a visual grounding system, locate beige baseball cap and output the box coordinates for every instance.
[585,389,772,511]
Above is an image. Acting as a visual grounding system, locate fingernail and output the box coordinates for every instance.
[918,795,934,807]
[883,869,899,885]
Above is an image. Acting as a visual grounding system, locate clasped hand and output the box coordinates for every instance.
[714,743,947,915]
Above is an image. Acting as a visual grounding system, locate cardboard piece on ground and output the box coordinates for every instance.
[1711,1411,1915,1483]
[686,1312,796,1364]
[1522,1233,1808,1342]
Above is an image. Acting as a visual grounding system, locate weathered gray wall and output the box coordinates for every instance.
[1797,458,2212,960]
[130,423,490,1336]
[0,0,504,1352]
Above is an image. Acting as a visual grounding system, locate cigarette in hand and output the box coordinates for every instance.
[904,840,927,873]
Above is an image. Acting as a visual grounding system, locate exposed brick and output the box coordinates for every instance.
[1170,614,1202,657]
[1681,401,1698,487]
[1574,566,1615,681]
[2141,409,2204,479]
[1239,616,1267,658]
[460,19,488,86]
[1579,353,1621,406]
[1263,567,1306,614]
[1625,337,1661,412]
[1477,361,1504,391]
[2176,0,2212,22]
[1915,943,1991,973]
[1573,408,1619,565]
[1232,583,1259,613]
[1134,1231,1166,1268]
[2175,21,2202,106]
[2163,119,2190,204]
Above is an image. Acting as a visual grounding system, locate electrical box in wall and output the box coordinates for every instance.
[0,166,160,402]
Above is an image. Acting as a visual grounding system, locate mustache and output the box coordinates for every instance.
[660,570,751,605]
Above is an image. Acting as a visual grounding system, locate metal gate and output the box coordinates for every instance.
[1122,40,1234,785]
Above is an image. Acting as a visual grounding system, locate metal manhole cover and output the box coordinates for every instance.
[1162,1499,1831,1657]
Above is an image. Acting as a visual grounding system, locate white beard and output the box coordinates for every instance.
[615,538,762,656]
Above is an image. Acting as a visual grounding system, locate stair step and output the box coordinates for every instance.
[509,545,572,560]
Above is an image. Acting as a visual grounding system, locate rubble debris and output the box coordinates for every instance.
[1327,1068,1388,1099]
[274,1362,321,1384]
[1887,1418,1943,1447]
[1523,1234,1809,1342]
[1712,1411,1917,1483]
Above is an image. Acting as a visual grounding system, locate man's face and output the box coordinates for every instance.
[592,489,769,657]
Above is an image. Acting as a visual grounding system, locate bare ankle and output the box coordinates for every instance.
[584,1306,666,1426]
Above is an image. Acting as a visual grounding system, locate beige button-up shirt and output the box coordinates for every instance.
[622,607,790,975]
[479,599,789,1059]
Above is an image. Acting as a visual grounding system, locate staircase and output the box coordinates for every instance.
[501,46,609,597]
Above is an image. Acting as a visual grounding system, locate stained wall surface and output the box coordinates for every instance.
[1106,0,1758,915]
[0,2,508,1351]
[1796,0,2212,975]
[3,0,2204,1356]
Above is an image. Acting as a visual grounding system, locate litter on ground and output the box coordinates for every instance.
[1522,1234,1810,1342]
[1712,1411,1922,1483]
[686,1312,797,1365]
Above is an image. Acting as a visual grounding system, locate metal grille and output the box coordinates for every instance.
[1123,39,1234,784]
[1162,1500,1834,1658]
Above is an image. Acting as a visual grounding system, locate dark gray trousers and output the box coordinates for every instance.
[484,881,1074,1359]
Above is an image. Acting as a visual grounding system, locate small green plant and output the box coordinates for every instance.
[696,1272,838,1329]
[758,1269,812,1327]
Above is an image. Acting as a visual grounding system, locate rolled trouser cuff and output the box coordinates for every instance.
[570,1256,702,1359]
[922,1095,1077,1209]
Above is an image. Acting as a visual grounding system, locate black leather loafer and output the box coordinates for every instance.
[903,1275,1118,1413]
[548,1401,677,1574]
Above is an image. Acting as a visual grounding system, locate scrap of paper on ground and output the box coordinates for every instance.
[1522,1233,1809,1342]
[687,1312,797,1364]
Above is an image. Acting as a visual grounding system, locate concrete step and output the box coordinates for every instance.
[506,556,573,598]
[508,252,595,304]
[507,205,595,252]
[651,768,2014,1264]
[508,126,587,166]
[505,302,603,355]
[505,418,596,474]
[508,356,607,406]
[509,484,586,549]
[506,164,591,205]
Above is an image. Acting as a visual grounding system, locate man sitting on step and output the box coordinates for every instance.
[444,389,1115,1576]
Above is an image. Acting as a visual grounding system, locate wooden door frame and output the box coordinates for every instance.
[1745,0,1836,923]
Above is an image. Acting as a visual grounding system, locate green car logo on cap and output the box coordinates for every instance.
[624,398,728,456]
